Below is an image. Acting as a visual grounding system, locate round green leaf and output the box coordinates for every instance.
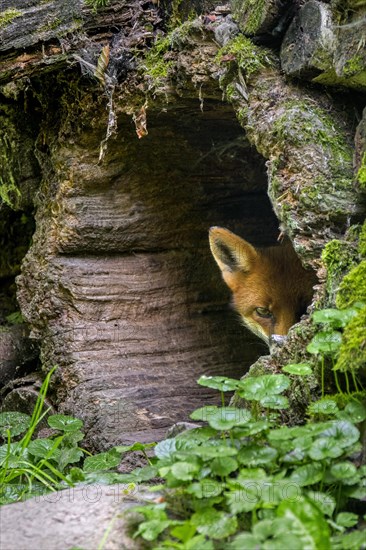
[330,461,357,481]
[197,375,240,392]
[320,420,360,448]
[171,461,199,481]
[48,415,83,432]
[225,489,259,514]
[238,445,278,466]
[191,407,251,430]
[282,363,313,376]
[0,412,31,437]
[308,437,343,460]
[307,331,342,355]
[191,509,238,540]
[227,533,260,549]
[210,456,238,476]
[306,491,336,517]
[28,438,60,459]
[313,307,359,328]
[340,401,366,423]
[290,463,323,486]
[83,448,121,472]
[308,399,339,416]
[335,512,359,528]
[191,444,237,460]
[186,479,223,499]
[238,374,290,401]
[260,395,289,409]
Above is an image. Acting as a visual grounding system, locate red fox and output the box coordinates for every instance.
[209,227,317,344]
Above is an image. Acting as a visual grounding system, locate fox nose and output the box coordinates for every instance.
[270,334,287,346]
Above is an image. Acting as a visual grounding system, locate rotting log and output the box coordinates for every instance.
[0,2,365,446]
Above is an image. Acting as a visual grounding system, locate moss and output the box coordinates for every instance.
[322,239,358,304]
[335,305,366,374]
[84,0,110,13]
[216,35,274,79]
[231,0,268,35]
[0,8,22,28]
[141,36,173,88]
[342,54,364,78]
[358,221,366,258]
[272,100,352,168]
[356,151,366,189]
[336,260,366,308]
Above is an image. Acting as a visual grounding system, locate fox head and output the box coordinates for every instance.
[209,227,317,344]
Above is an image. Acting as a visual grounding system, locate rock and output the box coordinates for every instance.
[281,0,335,79]
[0,484,149,550]
[0,325,37,386]
[281,0,366,90]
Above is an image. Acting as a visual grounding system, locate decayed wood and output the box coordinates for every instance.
[16,101,272,448]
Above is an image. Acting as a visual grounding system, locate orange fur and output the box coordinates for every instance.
[209,227,317,344]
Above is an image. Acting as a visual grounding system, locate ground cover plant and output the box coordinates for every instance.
[0,304,365,549]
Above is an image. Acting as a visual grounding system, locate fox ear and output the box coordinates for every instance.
[209,227,258,277]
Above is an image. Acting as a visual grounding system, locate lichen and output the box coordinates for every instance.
[335,304,366,374]
[0,8,22,28]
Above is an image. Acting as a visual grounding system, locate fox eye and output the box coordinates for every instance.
[255,307,273,318]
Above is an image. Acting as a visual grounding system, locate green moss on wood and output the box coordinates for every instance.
[357,151,366,188]
[322,238,358,304]
[358,221,366,258]
[216,35,274,79]
[335,304,366,374]
[0,8,22,28]
[336,261,366,308]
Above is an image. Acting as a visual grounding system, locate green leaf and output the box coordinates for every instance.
[57,447,84,470]
[225,489,259,514]
[171,461,199,481]
[135,519,172,541]
[186,479,223,499]
[335,512,359,528]
[48,415,83,432]
[170,522,196,543]
[277,496,331,549]
[190,444,237,460]
[282,363,313,376]
[330,461,357,481]
[320,420,360,448]
[307,331,342,355]
[331,529,366,550]
[308,437,343,460]
[226,533,260,549]
[308,399,339,416]
[191,407,251,430]
[197,375,240,392]
[312,307,360,328]
[306,491,336,517]
[210,456,238,476]
[83,448,121,472]
[191,509,238,540]
[238,375,290,401]
[27,438,59,459]
[238,445,278,466]
[260,395,289,409]
[339,401,366,423]
[290,463,323,486]
[0,412,31,437]
[131,465,158,482]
